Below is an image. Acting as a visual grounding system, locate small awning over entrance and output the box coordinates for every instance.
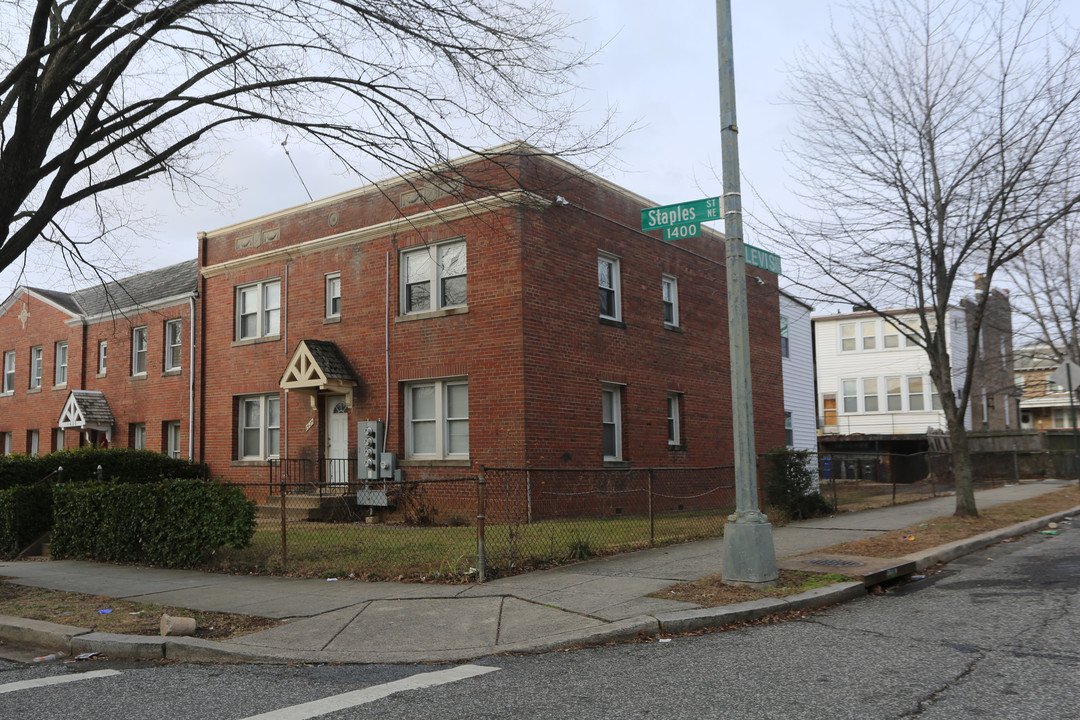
[58,390,116,439]
[280,340,358,406]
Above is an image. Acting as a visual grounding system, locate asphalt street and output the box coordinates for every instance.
[0,517,1075,719]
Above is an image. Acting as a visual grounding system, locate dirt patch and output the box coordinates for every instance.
[0,582,281,640]
[654,485,1080,609]
[653,570,851,608]
[821,485,1080,558]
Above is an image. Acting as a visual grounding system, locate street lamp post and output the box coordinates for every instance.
[716,0,778,585]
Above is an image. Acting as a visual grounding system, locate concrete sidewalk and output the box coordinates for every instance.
[1,481,1076,664]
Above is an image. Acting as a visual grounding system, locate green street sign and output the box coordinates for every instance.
[641,197,721,231]
[663,223,703,241]
[745,243,782,275]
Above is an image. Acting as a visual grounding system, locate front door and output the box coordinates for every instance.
[325,395,350,486]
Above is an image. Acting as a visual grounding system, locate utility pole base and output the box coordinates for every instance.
[722,521,779,586]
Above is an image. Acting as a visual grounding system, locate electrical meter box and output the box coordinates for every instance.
[358,420,383,480]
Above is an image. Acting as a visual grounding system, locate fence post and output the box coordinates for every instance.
[57,466,63,483]
[280,480,287,573]
[476,469,487,583]
[96,465,103,482]
[648,469,655,547]
[1013,450,1020,484]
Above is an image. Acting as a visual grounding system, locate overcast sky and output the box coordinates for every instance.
[2,1,843,297]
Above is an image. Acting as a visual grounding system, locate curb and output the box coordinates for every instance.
[3,505,1074,664]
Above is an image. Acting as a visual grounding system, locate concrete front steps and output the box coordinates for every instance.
[256,493,357,522]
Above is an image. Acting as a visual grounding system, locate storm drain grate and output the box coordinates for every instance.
[807,558,865,568]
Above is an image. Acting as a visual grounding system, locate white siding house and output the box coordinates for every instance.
[813,307,971,437]
[779,291,816,454]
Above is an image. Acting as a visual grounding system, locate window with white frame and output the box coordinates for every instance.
[981,388,988,424]
[28,429,38,456]
[1053,408,1070,428]
[907,376,925,411]
[2,350,13,393]
[54,342,67,385]
[131,327,147,376]
[882,321,900,349]
[602,384,622,460]
[886,376,902,411]
[405,379,468,459]
[662,275,679,327]
[131,423,146,450]
[598,254,621,321]
[165,319,182,372]
[839,323,856,352]
[236,279,281,340]
[402,240,466,314]
[841,379,858,412]
[325,272,341,318]
[785,411,793,446]
[53,428,64,452]
[238,394,280,460]
[861,320,877,350]
[1,432,10,455]
[931,380,942,410]
[667,392,681,445]
[98,340,107,375]
[862,378,879,412]
[780,316,789,357]
[29,346,42,389]
[166,421,182,459]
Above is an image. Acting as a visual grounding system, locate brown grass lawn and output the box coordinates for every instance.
[656,485,1080,609]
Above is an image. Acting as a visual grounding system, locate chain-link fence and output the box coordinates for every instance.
[816,449,1080,512]
[211,465,738,581]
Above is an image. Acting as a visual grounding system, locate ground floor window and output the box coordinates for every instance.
[405,378,468,459]
[27,429,39,456]
[131,423,146,450]
[239,395,280,460]
[1,432,10,455]
[602,384,622,461]
[166,421,182,459]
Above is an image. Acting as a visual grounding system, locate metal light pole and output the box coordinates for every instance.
[717,0,778,585]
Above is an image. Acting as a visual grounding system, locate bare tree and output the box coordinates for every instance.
[768,0,1080,516]
[0,0,612,280]
[1007,213,1080,363]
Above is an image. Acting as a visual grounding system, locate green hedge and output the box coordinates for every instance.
[50,480,256,567]
[0,484,54,557]
[0,447,205,490]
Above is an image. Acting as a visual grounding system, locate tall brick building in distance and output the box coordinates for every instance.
[1,145,785,503]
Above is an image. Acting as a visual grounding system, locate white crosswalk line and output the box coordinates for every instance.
[239,664,500,720]
[0,669,122,695]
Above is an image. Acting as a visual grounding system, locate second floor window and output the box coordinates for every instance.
[98,340,107,375]
[165,319,182,371]
[236,279,281,340]
[2,351,13,393]
[780,316,789,357]
[662,275,679,327]
[599,254,621,321]
[326,273,341,318]
[402,240,467,314]
[54,341,68,385]
[29,346,42,389]
[132,327,147,376]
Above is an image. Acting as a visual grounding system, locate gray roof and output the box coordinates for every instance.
[71,259,198,317]
[23,286,83,316]
[69,390,116,427]
[303,340,356,381]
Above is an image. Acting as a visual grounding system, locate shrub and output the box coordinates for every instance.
[50,479,256,567]
[763,447,833,520]
[0,447,205,490]
[0,484,54,558]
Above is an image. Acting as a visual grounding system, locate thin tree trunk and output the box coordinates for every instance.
[948,418,978,517]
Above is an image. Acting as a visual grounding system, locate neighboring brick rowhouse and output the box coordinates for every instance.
[1,147,784,515]
[0,261,196,457]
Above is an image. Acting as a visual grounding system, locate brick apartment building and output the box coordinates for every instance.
[1,146,785,499]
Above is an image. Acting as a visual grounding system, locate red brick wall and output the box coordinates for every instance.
[0,292,191,454]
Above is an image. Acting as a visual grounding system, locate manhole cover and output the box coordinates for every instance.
[807,558,865,568]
